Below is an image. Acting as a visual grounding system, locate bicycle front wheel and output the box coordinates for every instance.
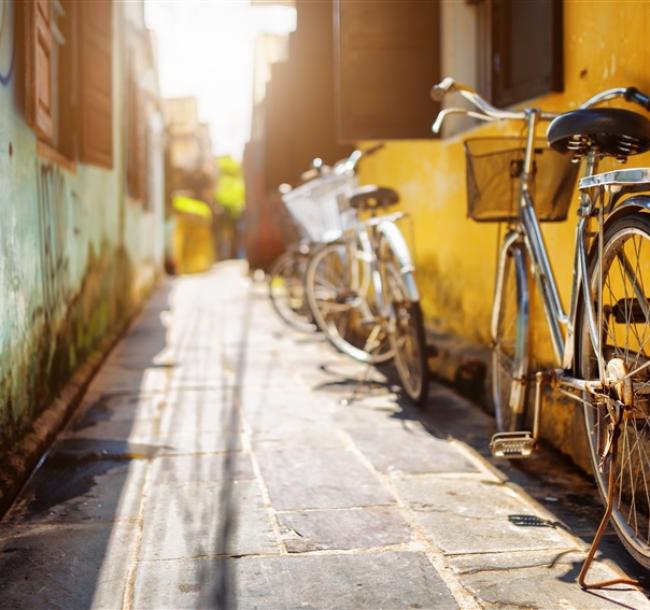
[305,240,393,364]
[380,238,429,404]
[577,213,650,569]
[491,243,530,432]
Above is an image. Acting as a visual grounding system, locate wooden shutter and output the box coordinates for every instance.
[489,0,563,107]
[78,0,113,168]
[127,76,146,200]
[334,0,440,141]
[25,0,54,141]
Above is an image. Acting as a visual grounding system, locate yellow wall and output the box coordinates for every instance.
[173,212,216,275]
[359,0,650,365]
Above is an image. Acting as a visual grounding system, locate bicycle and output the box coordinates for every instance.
[305,173,429,405]
[267,155,356,334]
[269,148,389,344]
[432,77,650,579]
[267,173,324,334]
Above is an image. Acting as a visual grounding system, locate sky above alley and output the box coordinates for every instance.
[146,0,296,160]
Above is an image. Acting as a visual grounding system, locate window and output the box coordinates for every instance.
[481,0,563,108]
[22,0,113,168]
[333,0,563,141]
[334,0,440,141]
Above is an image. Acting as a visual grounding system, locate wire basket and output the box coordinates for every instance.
[464,137,579,222]
[282,172,358,243]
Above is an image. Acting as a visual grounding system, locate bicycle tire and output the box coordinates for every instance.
[304,240,393,364]
[268,251,317,333]
[577,212,650,569]
[491,243,530,432]
[380,238,429,404]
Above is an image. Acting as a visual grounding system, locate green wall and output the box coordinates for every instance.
[0,3,164,455]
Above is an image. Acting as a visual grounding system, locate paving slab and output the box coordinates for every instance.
[149,452,255,485]
[344,421,478,475]
[256,448,394,510]
[0,521,136,610]
[5,455,147,524]
[449,549,650,609]
[394,476,575,554]
[140,480,278,560]
[133,552,459,610]
[277,506,412,552]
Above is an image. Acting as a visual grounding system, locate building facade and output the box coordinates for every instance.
[0,0,164,502]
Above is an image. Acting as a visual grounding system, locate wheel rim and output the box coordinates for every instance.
[307,243,392,363]
[581,222,650,562]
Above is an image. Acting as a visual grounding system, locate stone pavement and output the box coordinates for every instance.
[0,261,648,609]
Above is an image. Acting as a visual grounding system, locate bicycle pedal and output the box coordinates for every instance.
[490,431,536,459]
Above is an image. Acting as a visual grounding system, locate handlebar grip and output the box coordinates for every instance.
[430,77,455,102]
[624,87,650,111]
[430,85,446,102]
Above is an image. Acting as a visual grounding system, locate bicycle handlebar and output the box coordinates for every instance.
[431,78,650,134]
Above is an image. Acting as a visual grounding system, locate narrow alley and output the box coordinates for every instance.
[0,262,647,610]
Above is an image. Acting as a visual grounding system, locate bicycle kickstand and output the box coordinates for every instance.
[577,422,641,590]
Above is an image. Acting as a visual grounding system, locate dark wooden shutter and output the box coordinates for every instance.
[25,0,54,142]
[127,77,146,200]
[58,0,79,159]
[334,0,440,141]
[489,0,563,107]
[78,0,113,168]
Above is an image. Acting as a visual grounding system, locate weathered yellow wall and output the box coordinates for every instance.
[359,1,650,466]
[360,0,650,359]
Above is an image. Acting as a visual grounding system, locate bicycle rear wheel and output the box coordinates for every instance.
[578,213,650,569]
[380,238,429,404]
[491,242,530,432]
[305,239,393,363]
[268,250,317,333]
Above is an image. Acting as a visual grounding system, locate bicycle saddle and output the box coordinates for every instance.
[349,185,399,210]
[547,108,650,158]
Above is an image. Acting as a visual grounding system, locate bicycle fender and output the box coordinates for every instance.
[606,195,650,224]
[377,220,420,302]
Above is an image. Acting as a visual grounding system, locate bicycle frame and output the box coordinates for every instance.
[492,110,606,396]
[335,211,419,328]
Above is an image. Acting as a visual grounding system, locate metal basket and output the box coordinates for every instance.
[464,137,579,222]
[282,172,358,243]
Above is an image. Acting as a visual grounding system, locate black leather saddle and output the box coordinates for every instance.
[547,108,650,157]
[349,185,399,210]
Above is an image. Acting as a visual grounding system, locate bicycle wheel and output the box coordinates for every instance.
[305,239,393,363]
[491,243,530,432]
[268,250,317,333]
[577,213,650,568]
[380,238,429,404]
